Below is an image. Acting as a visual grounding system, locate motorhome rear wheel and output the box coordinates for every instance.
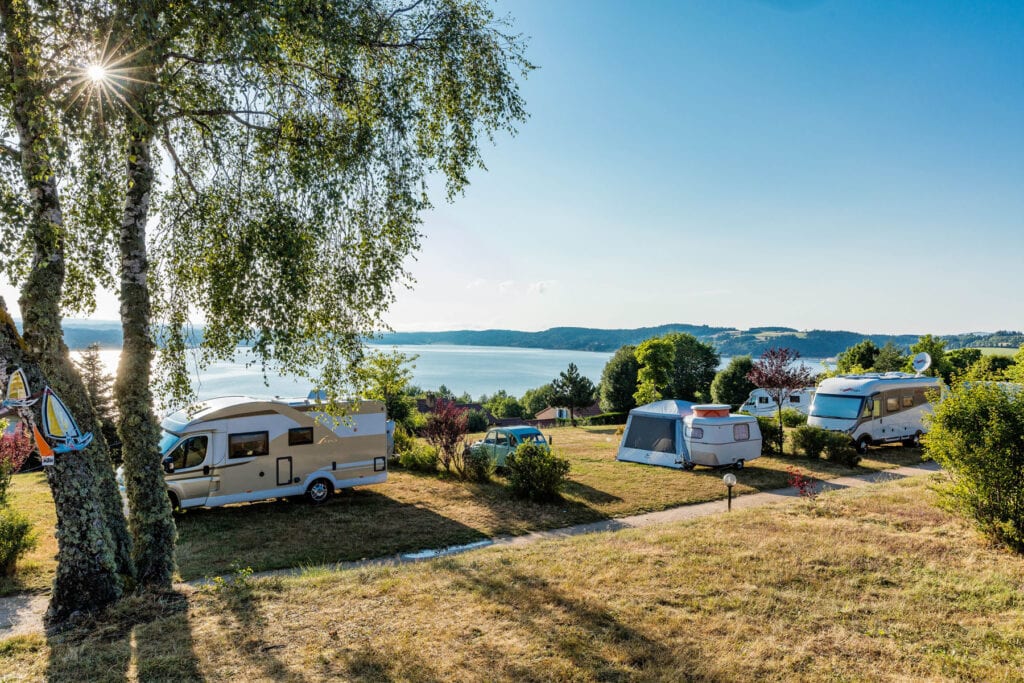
[306,478,334,504]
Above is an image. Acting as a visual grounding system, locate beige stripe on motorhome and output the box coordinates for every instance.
[193,400,385,428]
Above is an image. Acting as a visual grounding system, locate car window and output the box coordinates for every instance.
[496,432,510,447]
[484,431,497,444]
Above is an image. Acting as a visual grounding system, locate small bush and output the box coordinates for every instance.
[791,425,829,459]
[465,409,489,433]
[506,443,571,502]
[756,417,783,454]
[392,425,415,458]
[823,432,860,467]
[397,442,439,473]
[0,507,36,576]
[462,445,495,482]
[780,408,808,428]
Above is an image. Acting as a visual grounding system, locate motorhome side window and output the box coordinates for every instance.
[288,427,314,446]
[789,395,801,403]
[229,431,269,458]
[758,397,769,405]
[886,396,900,413]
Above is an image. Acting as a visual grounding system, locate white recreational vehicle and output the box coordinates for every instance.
[145,396,388,509]
[741,387,816,416]
[807,373,943,453]
[616,401,762,470]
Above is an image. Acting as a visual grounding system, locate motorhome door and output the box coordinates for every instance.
[165,434,215,506]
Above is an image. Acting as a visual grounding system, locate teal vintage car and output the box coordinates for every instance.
[472,426,550,467]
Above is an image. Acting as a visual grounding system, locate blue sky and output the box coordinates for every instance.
[3,0,1022,334]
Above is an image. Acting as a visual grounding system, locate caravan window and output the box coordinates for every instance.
[624,416,676,454]
[288,427,314,446]
[733,424,750,441]
[687,426,704,439]
[229,431,269,458]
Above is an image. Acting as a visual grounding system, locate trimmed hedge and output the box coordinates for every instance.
[585,412,629,426]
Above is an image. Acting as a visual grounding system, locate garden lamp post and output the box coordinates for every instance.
[723,473,737,512]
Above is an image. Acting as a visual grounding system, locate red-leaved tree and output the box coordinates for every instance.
[747,348,815,454]
[422,400,469,475]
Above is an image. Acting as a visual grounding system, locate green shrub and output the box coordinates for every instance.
[780,408,808,428]
[585,412,628,426]
[756,417,783,454]
[506,443,571,502]
[823,431,860,467]
[397,442,439,473]
[925,383,1024,551]
[462,446,495,482]
[0,507,36,576]
[392,425,415,458]
[791,425,829,459]
[465,409,489,433]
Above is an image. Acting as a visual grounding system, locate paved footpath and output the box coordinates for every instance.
[0,461,942,638]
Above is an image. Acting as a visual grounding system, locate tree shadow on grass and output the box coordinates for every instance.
[451,564,696,681]
[44,590,203,682]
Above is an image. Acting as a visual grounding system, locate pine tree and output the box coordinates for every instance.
[551,363,596,427]
[73,343,119,459]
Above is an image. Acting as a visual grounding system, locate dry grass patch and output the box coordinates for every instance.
[5,475,1023,681]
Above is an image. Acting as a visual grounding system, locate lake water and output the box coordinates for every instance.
[74,345,827,403]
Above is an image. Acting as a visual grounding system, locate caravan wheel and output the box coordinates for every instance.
[306,478,334,505]
[734,459,744,470]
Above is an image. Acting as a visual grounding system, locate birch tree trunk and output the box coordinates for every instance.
[114,6,176,586]
[0,0,131,625]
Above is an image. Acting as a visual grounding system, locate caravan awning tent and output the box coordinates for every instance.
[616,400,695,469]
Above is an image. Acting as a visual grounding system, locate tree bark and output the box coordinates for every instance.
[0,1,132,625]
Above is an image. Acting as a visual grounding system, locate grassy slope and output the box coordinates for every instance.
[3,426,923,591]
[4,476,1023,681]
[976,347,1018,357]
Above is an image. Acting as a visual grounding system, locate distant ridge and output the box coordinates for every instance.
[36,319,1024,358]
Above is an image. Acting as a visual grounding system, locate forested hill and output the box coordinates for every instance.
[48,319,1024,358]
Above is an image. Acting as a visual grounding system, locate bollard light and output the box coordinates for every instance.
[723,472,737,512]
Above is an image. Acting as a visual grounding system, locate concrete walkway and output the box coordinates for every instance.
[0,461,942,638]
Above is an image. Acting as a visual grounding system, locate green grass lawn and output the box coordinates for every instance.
[3,425,924,591]
[6,475,1023,681]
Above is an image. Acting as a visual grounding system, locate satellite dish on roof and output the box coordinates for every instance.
[912,352,931,376]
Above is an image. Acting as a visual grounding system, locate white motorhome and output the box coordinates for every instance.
[807,373,943,453]
[150,396,388,509]
[741,387,816,416]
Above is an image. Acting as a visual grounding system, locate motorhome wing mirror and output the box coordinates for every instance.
[162,455,175,473]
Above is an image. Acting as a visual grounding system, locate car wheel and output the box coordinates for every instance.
[167,491,181,513]
[306,478,333,505]
[856,436,872,455]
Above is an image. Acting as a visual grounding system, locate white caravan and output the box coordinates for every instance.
[616,401,761,470]
[683,405,762,470]
[150,396,387,509]
[807,373,943,453]
[741,387,816,416]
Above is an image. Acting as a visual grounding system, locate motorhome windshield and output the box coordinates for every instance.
[809,394,864,420]
[159,430,180,455]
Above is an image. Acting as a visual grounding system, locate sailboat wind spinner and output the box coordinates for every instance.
[41,388,93,453]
